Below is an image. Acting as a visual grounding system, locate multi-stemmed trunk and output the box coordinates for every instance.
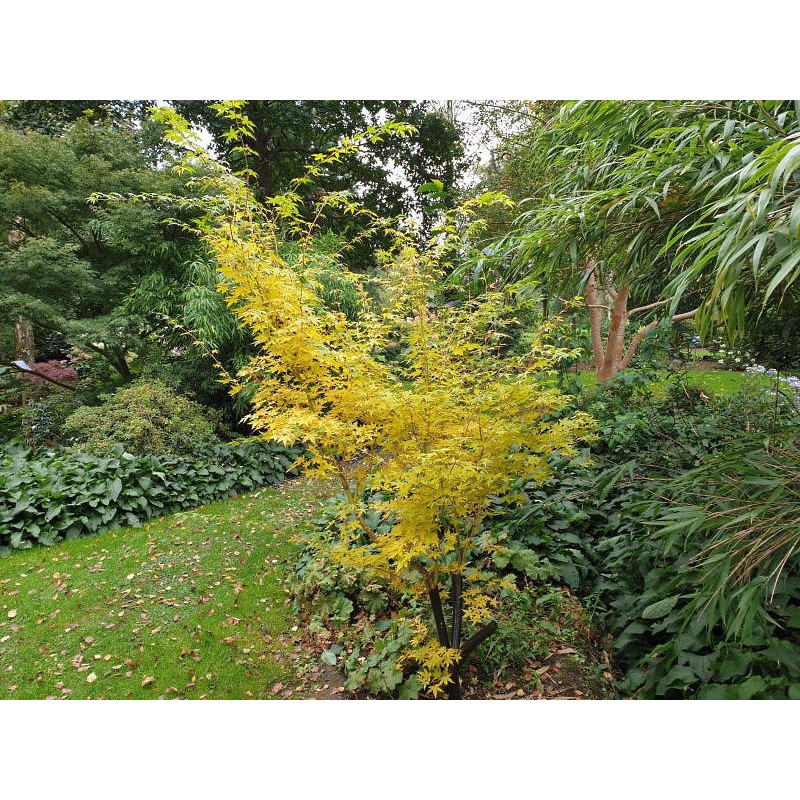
[427,576,498,700]
[584,264,698,384]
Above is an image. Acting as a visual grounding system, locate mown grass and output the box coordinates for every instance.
[0,474,338,700]
[572,367,775,396]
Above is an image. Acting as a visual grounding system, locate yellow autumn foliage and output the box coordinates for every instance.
[158,103,596,696]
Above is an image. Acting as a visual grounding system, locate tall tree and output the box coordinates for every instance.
[0,115,200,378]
[466,100,800,382]
[0,100,152,134]
[171,100,467,265]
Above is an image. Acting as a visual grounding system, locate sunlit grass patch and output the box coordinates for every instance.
[573,367,774,397]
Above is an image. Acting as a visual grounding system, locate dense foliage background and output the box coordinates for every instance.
[2,99,799,699]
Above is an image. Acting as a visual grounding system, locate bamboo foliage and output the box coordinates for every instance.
[465,100,800,370]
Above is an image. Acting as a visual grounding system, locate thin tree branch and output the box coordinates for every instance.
[459,620,498,660]
[4,361,76,391]
[619,308,698,370]
[628,298,670,316]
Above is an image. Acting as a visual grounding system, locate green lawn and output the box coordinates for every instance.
[0,474,338,699]
[572,367,776,396]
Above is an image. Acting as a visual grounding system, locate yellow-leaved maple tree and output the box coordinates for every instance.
[156,102,596,698]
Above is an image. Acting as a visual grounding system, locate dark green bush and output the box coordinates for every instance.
[0,438,303,553]
[62,379,217,457]
[20,392,82,449]
[492,375,800,698]
[602,432,800,699]
[0,409,24,444]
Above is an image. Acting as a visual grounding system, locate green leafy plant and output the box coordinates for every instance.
[62,379,217,456]
[0,437,303,553]
[484,375,800,698]
[20,392,82,449]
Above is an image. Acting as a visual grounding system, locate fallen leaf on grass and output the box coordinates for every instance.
[86,672,97,683]
[141,676,155,687]
[7,609,17,618]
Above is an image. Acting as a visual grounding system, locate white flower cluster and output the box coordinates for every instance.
[715,344,757,368]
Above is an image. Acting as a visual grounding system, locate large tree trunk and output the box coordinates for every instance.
[14,316,35,363]
[595,285,630,383]
[251,120,274,201]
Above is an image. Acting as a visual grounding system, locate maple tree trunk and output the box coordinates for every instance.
[619,308,699,371]
[586,265,631,384]
[427,583,463,699]
[595,285,630,383]
[447,574,464,700]
[586,271,700,382]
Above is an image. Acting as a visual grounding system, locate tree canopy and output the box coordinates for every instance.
[464,100,800,380]
[172,100,467,263]
[0,115,201,377]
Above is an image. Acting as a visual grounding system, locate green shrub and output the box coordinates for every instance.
[608,432,800,699]
[476,584,589,680]
[0,409,24,444]
[62,379,217,456]
[289,496,426,698]
[20,392,82,449]
[289,371,800,698]
[491,375,800,698]
[0,438,303,553]
[291,489,557,698]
